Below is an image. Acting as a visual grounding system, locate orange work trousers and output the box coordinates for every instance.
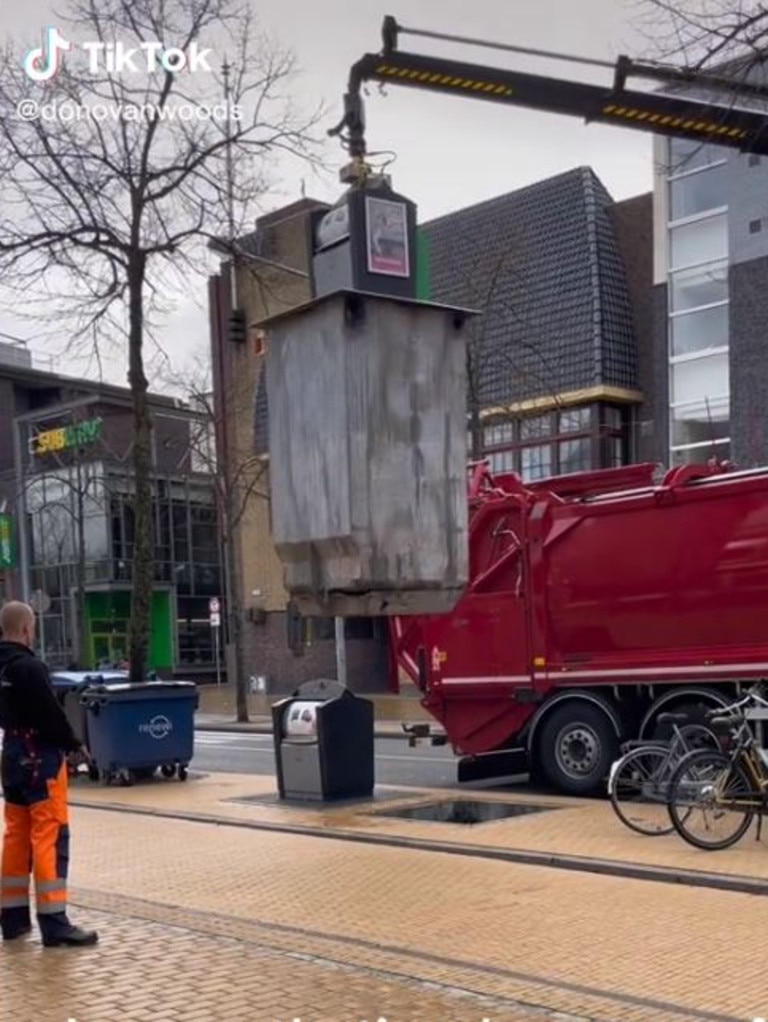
[1,732,70,927]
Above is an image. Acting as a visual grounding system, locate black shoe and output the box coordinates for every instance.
[2,925,32,942]
[41,925,98,948]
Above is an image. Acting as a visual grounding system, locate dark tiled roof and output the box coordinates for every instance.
[252,168,640,454]
[420,166,638,409]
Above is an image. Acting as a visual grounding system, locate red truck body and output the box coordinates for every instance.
[391,459,768,794]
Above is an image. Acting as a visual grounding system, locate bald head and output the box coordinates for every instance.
[0,601,36,646]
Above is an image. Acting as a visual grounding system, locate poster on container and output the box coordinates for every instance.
[284,701,319,737]
[365,196,409,277]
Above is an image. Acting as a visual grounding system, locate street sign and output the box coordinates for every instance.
[0,514,14,570]
[209,596,220,628]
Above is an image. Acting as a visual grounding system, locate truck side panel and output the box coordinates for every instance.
[541,480,768,677]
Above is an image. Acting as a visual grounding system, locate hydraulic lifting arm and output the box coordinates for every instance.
[329,15,768,176]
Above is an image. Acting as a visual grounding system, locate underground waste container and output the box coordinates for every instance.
[271,679,374,801]
[79,681,198,786]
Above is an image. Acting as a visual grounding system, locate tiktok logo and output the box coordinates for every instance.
[23,26,72,82]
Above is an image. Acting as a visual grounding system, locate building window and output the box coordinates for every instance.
[672,441,730,466]
[670,352,729,407]
[669,163,728,221]
[670,303,728,357]
[666,136,730,467]
[558,407,591,433]
[668,138,728,175]
[488,449,515,474]
[520,414,551,439]
[481,404,626,481]
[483,421,514,447]
[669,214,728,270]
[669,260,728,312]
[559,438,592,475]
[520,444,551,481]
[671,396,730,448]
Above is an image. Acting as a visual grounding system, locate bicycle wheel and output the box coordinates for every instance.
[609,745,676,836]
[677,723,720,752]
[667,749,754,851]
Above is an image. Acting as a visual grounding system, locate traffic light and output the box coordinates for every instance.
[228,308,246,344]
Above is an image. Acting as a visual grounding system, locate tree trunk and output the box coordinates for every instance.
[223,477,248,722]
[467,348,484,461]
[127,253,153,684]
[75,457,88,668]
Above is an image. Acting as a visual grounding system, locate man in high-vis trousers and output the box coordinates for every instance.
[0,601,98,947]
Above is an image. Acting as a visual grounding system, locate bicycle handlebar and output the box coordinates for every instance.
[705,683,768,719]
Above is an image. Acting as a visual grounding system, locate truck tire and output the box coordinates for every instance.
[537,702,618,796]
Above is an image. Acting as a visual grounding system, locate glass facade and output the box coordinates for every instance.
[666,138,730,466]
[27,464,221,670]
[481,404,628,481]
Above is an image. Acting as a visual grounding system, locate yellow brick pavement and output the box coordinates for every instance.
[5,770,768,1022]
[68,771,768,885]
[50,804,768,1022]
[3,906,560,1022]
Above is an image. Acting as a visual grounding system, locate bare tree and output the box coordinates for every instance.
[635,1,768,72]
[428,241,564,463]
[0,0,323,682]
[161,351,268,720]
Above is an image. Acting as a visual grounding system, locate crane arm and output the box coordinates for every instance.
[329,16,768,168]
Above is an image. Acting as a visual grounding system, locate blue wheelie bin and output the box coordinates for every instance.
[50,671,129,778]
[79,681,198,785]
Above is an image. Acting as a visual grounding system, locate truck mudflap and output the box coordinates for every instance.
[458,748,528,783]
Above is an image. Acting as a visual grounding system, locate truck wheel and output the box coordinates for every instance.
[537,702,618,796]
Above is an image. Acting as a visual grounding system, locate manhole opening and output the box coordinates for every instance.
[227,788,417,810]
[372,799,557,824]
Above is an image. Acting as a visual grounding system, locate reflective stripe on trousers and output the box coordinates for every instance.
[1,759,70,917]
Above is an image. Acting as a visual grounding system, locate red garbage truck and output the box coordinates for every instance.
[391,459,768,794]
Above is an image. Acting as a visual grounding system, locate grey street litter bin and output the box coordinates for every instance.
[271,679,374,801]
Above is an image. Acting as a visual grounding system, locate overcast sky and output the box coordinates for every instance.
[0,0,656,389]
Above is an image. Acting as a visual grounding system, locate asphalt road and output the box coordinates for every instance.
[192,730,527,790]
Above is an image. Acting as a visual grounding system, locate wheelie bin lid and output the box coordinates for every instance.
[51,670,129,689]
[80,680,198,701]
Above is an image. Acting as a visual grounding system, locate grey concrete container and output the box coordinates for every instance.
[262,290,475,616]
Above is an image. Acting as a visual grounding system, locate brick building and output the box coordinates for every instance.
[208,200,393,696]
[0,346,221,675]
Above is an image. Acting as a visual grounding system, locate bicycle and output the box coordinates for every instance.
[608,712,720,835]
[665,684,768,851]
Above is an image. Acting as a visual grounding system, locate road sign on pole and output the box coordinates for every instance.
[209,597,222,686]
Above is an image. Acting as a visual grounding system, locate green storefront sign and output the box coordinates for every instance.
[31,417,103,457]
[0,514,15,570]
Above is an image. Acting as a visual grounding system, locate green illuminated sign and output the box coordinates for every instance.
[0,514,15,570]
[32,417,103,456]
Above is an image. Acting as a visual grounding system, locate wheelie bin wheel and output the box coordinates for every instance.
[88,763,100,782]
[178,765,188,782]
[117,768,134,787]
[161,764,175,778]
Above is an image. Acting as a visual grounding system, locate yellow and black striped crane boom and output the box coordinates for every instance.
[329,15,768,164]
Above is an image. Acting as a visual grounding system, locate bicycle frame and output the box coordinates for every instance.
[699,686,768,813]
